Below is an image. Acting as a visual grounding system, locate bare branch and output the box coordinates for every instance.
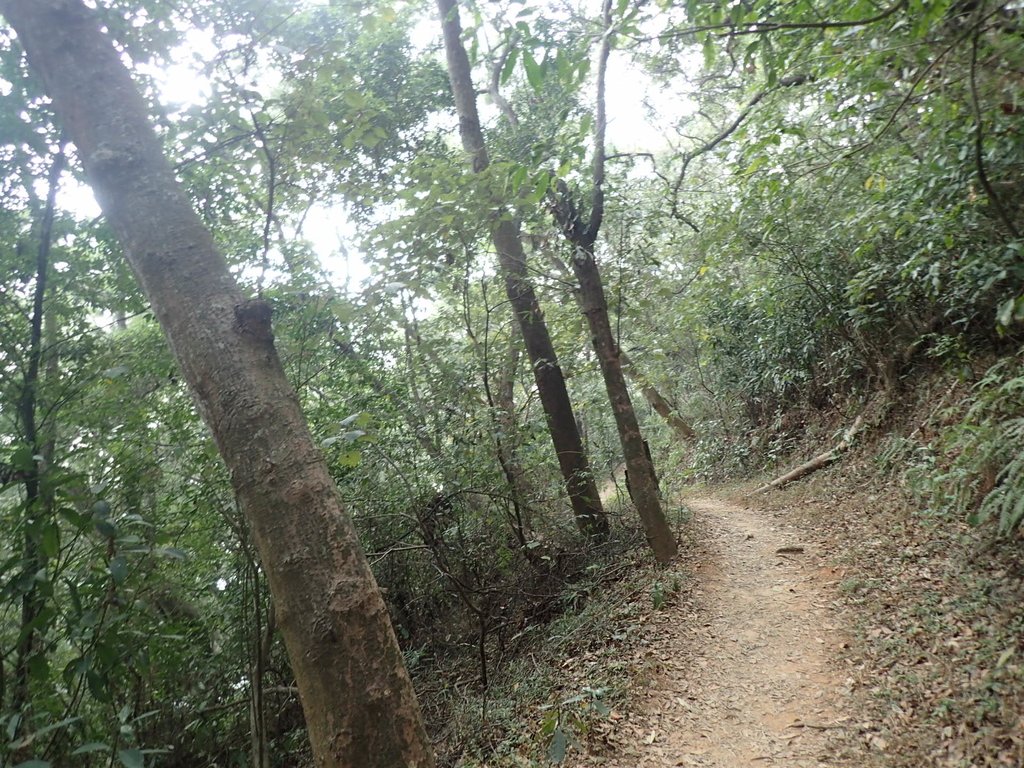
[488,39,519,128]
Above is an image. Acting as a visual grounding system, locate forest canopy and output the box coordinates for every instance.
[0,0,1020,765]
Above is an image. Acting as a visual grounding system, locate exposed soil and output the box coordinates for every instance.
[568,495,856,767]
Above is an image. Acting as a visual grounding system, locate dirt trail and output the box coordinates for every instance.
[574,496,852,767]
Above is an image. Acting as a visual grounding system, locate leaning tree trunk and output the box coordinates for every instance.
[436,0,607,540]
[570,247,677,562]
[539,249,697,444]
[619,351,697,442]
[548,0,676,563]
[0,2,434,766]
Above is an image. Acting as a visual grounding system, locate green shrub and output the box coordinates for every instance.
[931,351,1024,535]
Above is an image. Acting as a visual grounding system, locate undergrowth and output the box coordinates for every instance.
[417,512,689,768]
[931,350,1024,535]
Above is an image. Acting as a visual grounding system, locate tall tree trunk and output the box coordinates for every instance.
[0,3,433,766]
[570,248,677,562]
[549,0,676,562]
[11,144,65,725]
[619,351,696,441]
[436,0,607,541]
[541,250,697,443]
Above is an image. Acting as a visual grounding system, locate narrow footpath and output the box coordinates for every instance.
[571,496,856,767]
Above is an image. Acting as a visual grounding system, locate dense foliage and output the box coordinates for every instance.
[0,0,1019,765]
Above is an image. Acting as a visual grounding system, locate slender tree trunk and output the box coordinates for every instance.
[541,250,697,443]
[549,0,676,562]
[436,0,607,540]
[248,563,273,768]
[11,145,65,724]
[619,351,696,441]
[462,277,536,542]
[485,322,537,548]
[570,248,677,562]
[492,326,534,528]
[0,3,433,766]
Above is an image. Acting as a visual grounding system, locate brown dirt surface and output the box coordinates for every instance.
[567,495,857,767]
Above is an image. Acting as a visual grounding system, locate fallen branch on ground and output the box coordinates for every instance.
[754,416,865,494]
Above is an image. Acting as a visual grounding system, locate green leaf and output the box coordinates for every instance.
[555,49,571,82]
[701,35,716,69]
[523,171,551,205]
[996,646,1016,669]
[338,450,362,468]
[547,726,567,763]
[11,445,34,472]
[39,521,60,559]
[117,748,145,768]
[6,712,21,740]
[153,547,187,560]
[71,742,111,755]
[510,164,528,192]
[109,556,128,585]
[652,582,666,609]
[997,298,1014,326]
[87,670,110,703]
[9,715,81,751]
[59,506,91,530]
[27,652,49,681]
[742,155,768,176]
[500,47,519,85]
[523,49,543,91]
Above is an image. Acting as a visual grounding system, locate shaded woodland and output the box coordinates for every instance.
[0,0,1021,766]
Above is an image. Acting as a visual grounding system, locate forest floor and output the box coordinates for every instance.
[442,451,1021,767]
[564,493,857,767]
[544,465,1023,768]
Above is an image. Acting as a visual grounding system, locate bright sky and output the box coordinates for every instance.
[59,13,694,292]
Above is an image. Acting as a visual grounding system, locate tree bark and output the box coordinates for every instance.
[436,0,607,540]
[619,351,697,442]
[0,2,434,766]
[541,249,697,443]
[548,0,676,562]
[570,247,677,562]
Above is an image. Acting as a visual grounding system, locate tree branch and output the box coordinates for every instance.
[639,0,908,43]
[488,40,519,128]
[249,111,277,295]
[670,74,809,220]
[583,0,615,248]
[968,11,1019,238]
